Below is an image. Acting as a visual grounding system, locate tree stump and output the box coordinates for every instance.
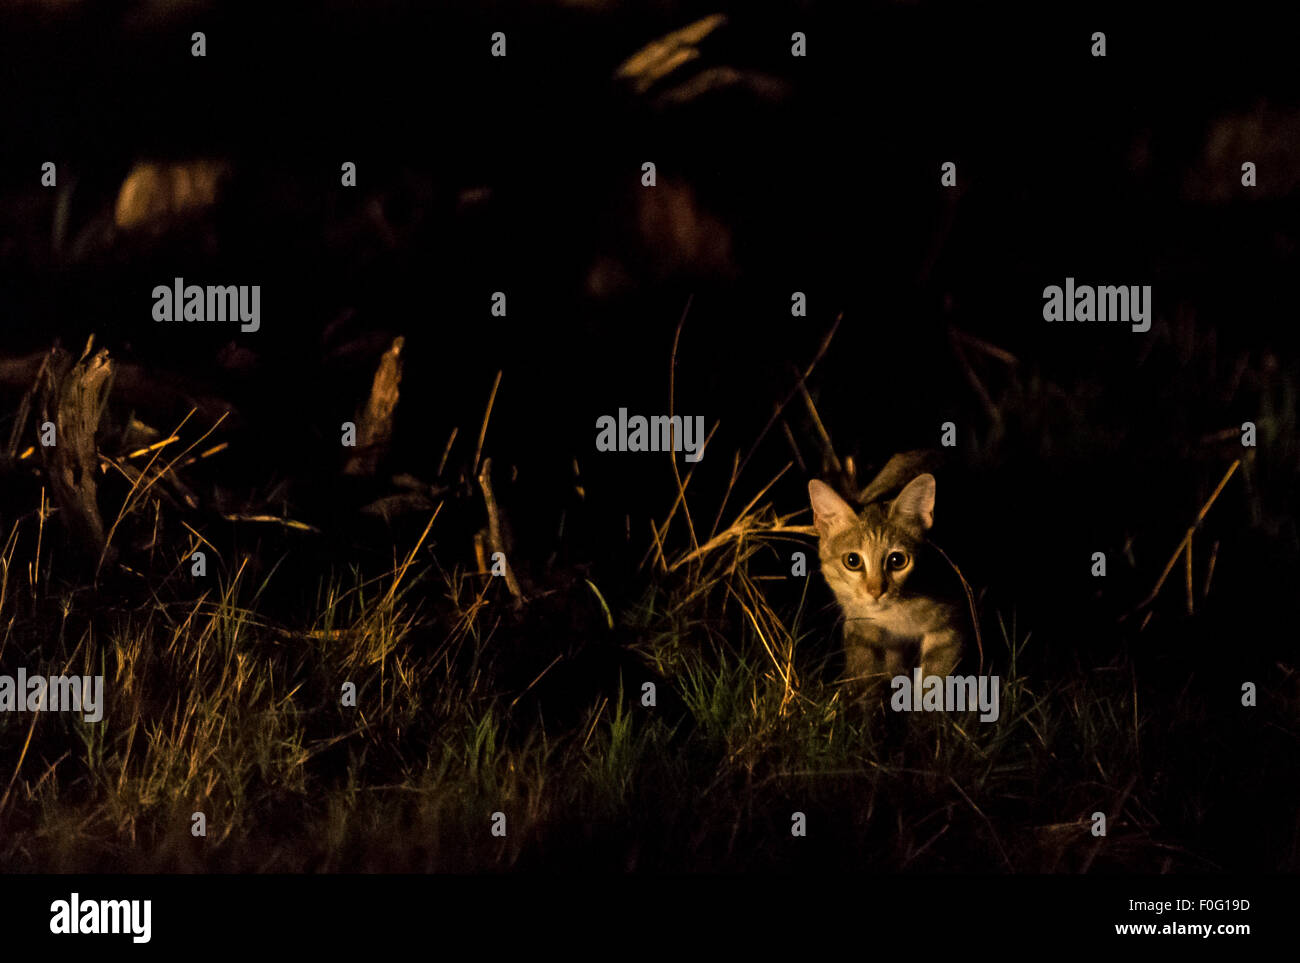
[37,342,113,562]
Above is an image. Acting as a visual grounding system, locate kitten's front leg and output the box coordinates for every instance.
[843,622,891,696]
[919,626,962,680]
[844,638,886,687]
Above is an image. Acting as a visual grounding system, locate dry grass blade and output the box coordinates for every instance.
[380,504,441,613]
[797,380,840,475]
[670,463,796,572]
[948,326,1003,442]
[949,326,1020,366]
[175,441,229,470]
[780,418,806,474]
[471,370,503,480]
[707,450,742,540]
[6,349,52,458]
[735,312,840,482]
[1128,459,1240,619]
[437,426,458,479]
[947,775,1014,871]
[667,295,700,556]
[96,407,230,579]
[1080,774,1139,873]
[125,434,180,459]
[931,540,985,676]
[614,14,727,94]
[639,420,720,573]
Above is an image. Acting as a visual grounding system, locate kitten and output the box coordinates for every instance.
[808,470,964,693]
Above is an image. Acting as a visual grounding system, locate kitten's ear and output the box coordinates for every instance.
[808,480,857,535]
[889,473,936,530]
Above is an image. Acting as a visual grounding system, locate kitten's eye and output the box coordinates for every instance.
[886,551,909,571]
[842,552,863,570]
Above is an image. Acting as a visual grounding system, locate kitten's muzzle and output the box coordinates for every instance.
[862,575,885,600]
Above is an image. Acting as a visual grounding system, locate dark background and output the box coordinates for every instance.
[4,1,1296,602]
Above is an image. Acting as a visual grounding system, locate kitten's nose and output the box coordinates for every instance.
[864,576,885,600]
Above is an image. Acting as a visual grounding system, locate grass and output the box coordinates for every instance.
[0,314,1298,874]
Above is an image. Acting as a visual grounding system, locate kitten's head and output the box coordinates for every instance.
[807,474,936,613]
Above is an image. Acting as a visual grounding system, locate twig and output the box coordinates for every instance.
[478,458,524,607]
[221,514,322,534]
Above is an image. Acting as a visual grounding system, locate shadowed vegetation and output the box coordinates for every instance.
[1,307,1296,873]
